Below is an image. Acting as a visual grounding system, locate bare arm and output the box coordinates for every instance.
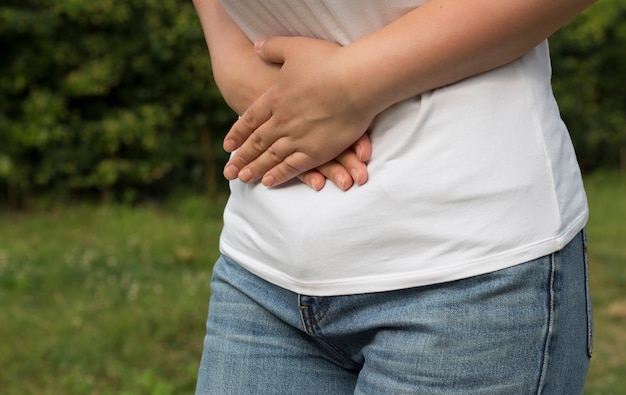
[192,0,277,115]
[193,0,371,190]
[223,0,597,186]
[339,0,597,116]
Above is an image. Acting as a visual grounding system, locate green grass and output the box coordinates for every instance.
[583,172,626,395]
[0,172,625,394]
[0,196,225,394]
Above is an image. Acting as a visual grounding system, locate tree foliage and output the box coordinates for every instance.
[550,0,626,173]
[0,0,235,206]
[0,0,624,207]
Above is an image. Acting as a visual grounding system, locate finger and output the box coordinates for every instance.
[335,148,369,186]
[313,160,354,191]
[261,151,316,188]
[352,133,372,162]
[233,136,294,183]
[223,93,273,153]
[297,170,326,191]
[223,120,281,181]
[260,137,359,188]
[254,36,291,64]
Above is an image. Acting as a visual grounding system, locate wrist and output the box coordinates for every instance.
[215,54,280,115]
[332,46,396,124]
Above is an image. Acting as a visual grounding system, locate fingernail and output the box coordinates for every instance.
[351,170,362,186]
[262,174,275,187]
[337,175,347,190]
[254,39,266,53]
[310,178,323,191]
[239,168,253,183]
[224,164,239,180]
[224,139,237,152]
[355,146,363,161]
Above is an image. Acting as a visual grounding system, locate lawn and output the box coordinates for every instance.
[0,196,225,394]
[0,172,624,394]
[583,172,626,394]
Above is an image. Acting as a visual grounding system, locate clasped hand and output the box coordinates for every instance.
[223,36,376,190]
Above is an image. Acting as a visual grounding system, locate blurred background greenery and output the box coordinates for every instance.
[0,0,234,208]
[0,0,625,207]
[0,0,625,394]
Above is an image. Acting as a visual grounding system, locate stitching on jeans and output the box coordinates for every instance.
[298,295,331,335]
[297,296,360,368]
[298,294,314,335]
[582,230,594,358]
[536,253,556,395]
[314,296,331,325]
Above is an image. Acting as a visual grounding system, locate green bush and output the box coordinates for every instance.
[550,0,626,173]
[0,0,624,207]
[0,0,235,206]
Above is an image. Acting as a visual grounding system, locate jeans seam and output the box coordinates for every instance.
[298,294,314,335]
[582,229,594,358]
[536,253,557,395]
[298,295,331,335]
[297,295,360,370]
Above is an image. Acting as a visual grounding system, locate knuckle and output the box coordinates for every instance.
[267,145,283,162]
[282,154,307,175]
[249,132,265,151]
[241,110,258,129]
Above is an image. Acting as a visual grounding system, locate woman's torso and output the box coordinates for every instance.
[218,0,588,296]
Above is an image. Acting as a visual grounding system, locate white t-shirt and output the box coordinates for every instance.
[218,0,588,296]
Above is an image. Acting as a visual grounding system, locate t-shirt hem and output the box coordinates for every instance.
[219,212,587,297]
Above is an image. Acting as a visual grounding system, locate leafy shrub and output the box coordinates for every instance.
[0,0,235,207]
[550,0,626,173]
[0,0,624,207]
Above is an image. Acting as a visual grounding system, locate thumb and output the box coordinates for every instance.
[254,37,288,64]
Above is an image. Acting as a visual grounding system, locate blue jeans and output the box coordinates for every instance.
[196,231,592,394]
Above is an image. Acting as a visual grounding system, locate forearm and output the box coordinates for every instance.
[193,0,278,114]
[338,0,597,116]
[193,0,371,190]
[227,0,596,186]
